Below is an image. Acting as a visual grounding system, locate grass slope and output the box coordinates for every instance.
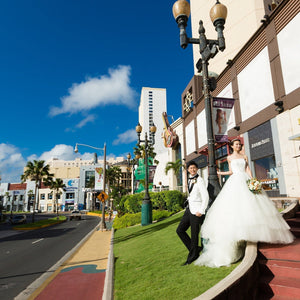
[114,211,239,300]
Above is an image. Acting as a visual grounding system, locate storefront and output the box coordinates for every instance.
[248,121,280,196]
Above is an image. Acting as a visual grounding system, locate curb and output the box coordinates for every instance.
[194,242,258,300]
[103,228,114,300]
[15,221,101,300]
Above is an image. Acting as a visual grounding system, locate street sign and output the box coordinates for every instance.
[97,191,108,202]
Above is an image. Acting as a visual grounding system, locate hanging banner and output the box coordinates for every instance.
[95,167,104,190]
[212,97,235,143]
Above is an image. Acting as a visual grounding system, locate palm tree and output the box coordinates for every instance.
[21,160,53,223]
[44,178,66,219]
[165,159,185,190]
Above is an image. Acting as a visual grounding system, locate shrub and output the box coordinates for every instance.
[113,210,173,229]
[113,212,141,229]
[117,190,185,215]
[163,190,185,212]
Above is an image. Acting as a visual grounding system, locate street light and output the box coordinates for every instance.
[135,123,157,226]
[74,142,107,231]
[172,0,227,205]
[126,153,133,194]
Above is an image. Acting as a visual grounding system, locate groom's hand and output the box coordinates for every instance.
[196,212,202,217]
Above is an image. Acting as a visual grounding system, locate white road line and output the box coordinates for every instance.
[32,238,44,244]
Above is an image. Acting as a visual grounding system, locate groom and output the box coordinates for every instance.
[176,161,209,265]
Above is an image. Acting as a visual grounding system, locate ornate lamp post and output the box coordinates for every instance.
[172,0,227,205]
[135,123,157,226]
[74,142,107,230]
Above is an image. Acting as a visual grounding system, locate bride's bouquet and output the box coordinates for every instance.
[247,178,262,194]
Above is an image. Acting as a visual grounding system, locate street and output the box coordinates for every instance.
[0,215,100,300]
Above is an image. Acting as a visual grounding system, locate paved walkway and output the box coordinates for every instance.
[29,228,112,300]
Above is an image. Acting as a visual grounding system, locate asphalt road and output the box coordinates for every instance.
[0,215,100,300]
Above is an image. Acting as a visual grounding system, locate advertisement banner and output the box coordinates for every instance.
[95,167,104,190]
[212,97,235,143]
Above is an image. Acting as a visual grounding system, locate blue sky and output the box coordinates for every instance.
[0,0,194,182]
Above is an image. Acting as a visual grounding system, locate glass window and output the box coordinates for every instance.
[66,193,75,199]
[40,194,45,200]
[48,193,53,199]
[85,170,95,188]
[254,155,279,190]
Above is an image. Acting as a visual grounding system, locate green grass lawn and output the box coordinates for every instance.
[114,211,239,300]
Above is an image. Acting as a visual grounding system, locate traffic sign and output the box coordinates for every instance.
[97,191,108,202]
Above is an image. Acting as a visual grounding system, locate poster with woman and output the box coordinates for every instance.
[212,97,235,142]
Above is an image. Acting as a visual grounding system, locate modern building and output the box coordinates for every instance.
[180,0,300,197]
[138,87,170,187]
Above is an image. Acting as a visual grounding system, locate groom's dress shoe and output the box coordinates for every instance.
[181,261,190,266]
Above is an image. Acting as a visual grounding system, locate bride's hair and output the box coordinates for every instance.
[228,138,243,153]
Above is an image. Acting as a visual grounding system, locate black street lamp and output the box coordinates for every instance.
[126,153,134,194]
[136,123,157,226]
[75,142,107,231]
[172,0,227,205]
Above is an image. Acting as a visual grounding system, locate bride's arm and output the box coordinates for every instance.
[244,156,253,178]
[217,157,233,176]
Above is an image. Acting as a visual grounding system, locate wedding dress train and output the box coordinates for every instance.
[194,159,294,268]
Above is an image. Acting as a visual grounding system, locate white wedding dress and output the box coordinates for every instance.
[194,158,294,268]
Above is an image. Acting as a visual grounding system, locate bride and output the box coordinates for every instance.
[194,138,294,268]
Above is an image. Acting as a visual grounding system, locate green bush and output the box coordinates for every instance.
[117,190,185,215]
[123,193,143,213]
[113,212,142,229]
[163,190,185,212]
[113,210,173,229]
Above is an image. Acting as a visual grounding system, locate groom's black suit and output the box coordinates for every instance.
[176,174,209,264]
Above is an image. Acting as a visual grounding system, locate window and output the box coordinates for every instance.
[85,170,95,188]
[40,194,45,200]
[66,193,75,199]
[48,193,53,199]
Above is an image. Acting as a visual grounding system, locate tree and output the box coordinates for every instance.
[106,166,122,210]
[165,159,185,189]
[133,143,159,165]
[44,178,66,219]
[21,160,53,223]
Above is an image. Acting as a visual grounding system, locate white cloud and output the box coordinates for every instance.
[76,114,96,128]
[39,144,77,161]
[0,143,125,183]
[49,65,137,116]
[113,129,137,145]
[0,143,26,183]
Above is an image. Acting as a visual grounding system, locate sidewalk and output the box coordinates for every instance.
[28,227,113,300]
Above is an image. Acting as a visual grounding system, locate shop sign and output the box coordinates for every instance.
[248,121,274,160]
[195,155,208,169]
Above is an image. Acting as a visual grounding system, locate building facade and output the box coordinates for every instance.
[138,87,170,187]
[181,0,300,197]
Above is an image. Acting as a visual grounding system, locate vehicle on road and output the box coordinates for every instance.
[10,214,27,224]
[69,210,83,220]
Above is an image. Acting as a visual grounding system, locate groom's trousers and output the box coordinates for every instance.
[176,207,205,264]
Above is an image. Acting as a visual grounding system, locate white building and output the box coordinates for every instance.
[138,87,169,187]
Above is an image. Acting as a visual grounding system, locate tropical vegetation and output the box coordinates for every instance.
[21,160,53,222]
[43,178,66,219]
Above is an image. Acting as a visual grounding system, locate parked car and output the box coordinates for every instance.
[10,214,27,225]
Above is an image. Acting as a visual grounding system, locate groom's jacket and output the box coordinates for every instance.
[187,176,209,215]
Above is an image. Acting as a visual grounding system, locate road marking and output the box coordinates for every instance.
[32,238,44,244]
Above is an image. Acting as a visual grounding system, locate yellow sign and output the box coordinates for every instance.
[97,191,108,202]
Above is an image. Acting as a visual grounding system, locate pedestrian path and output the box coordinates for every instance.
[29,228,112,300]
